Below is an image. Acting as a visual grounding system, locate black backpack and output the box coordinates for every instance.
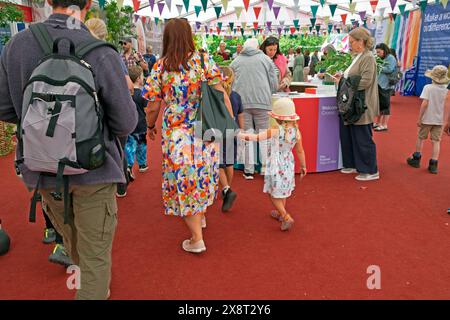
[388,65,403,86]
[337,75,367,124]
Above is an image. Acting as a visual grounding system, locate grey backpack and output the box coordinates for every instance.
[17,23,117,223]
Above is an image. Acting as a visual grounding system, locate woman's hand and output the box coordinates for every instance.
[148,127,157,140]
[300,167,307,178]
[333,72,342,83]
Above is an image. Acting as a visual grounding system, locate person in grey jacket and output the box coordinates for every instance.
[0,0,138,300]
[230,38,278,179]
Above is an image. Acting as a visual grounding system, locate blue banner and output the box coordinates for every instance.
[415,4,450,95]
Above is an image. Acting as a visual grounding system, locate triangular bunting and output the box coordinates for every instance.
[370,0,379,14]
[266,21,272,30]
[441,0,449,9]
[132,0,141,12]
[341,14,347,25]
[327,23,333,33]
[141,16,146,24]
[419,0,428,12]
[164,0,171,11]
[195,21,201,30]
[241,22,247,29]
[323,16,330,24]
[320,0,326,7]
[337,28,340,34]
[349,3,357,14]
[134,15,139,23]
[157,2,165,15]
[310,18,316,27]
[293,19,299,29]
[389,0,397,11]
[268,0,274,10]
[154,17,159,25]
[235,7,243,19]
[243,0,250,11]
[241,28,245,36]
[309,26,313,33]
[183,0,190,12]
[290,26,296,34]
[273,6,281,19]
[99,0,106,9]
[279,20,285,27]
[221,0,229,12]
[277,27,282,35]
[311,5,319,18]
[176,4,183,15]
[194,5,202,17]
[315,25,321,33]
[398,4,406,15]
[253,6,262,19]
[329,4,337,17]
[217,22,222,29]
[201,0,208,12]
[217,26,221,34]
[391,13,397,21]
[293,0,299,6]
[117,0,124,9]
[214,6,222,18]
[229,22,234,30]
[359,11,366,21]
[253,22,258,29]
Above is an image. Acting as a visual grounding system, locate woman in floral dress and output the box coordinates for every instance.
[143,19,232,253]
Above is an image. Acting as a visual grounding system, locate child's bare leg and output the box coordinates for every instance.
[219,168,229,190]
[270,196,288,219]
[431,140,440,160]
[415,138,424,153]
[225,166,234,186]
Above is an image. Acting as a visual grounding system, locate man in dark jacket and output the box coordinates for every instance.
[0,0,138,300]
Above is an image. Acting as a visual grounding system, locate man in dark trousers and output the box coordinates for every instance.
[0,0,137,299]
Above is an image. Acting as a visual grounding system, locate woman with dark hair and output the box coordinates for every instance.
[260,36,291,91]
[374,43,397,131]
[143,19,233,253]
[292,47,304,82]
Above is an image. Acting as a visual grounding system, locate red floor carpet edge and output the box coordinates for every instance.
[0,95,449,299]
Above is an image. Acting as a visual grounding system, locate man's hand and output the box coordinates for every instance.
[444,122,450,135]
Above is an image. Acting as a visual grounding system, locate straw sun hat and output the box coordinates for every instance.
[268,98,300,121]
[425,65,449,85]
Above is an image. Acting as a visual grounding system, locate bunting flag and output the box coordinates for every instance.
[141,16,146,24]
[253,7,262,19]
[217,22,222,29]
[98,0,106,9]
[277,27,282,35]
[310,18,316,27]
[241,28,245,36]
[157,2,165,14]
[196,21,201,30]
[370,1,379,14]
[341,14,347,25]
[323,16,330,24]
[389,0,397,11]
[442,0,449,9]
[320,0,326,7]
[266,21,272,29]
[290,26,296,34]
[337,28,340,34]
[235,7,243,19]
[279,20,285,27]
[132,0,141,12]
[164,0,171,11]
[204,25,208,33]
[234,28,237,34]
[154,17,159,25]
[329,4,337,17]
[419,0,428,12]
[243,0,250,11]
[268,0,274,10]
[117,0,124,9]
[217,26,221,34]
[309,26,313,33]
[134,15,139,23]
[221,0,229,12]
[359,11,366,21]
[379,7,386,18]
[363,19,367,28]
[349,3,357,14]
[315,25,321,33]
[241,21,247,29]
[327,23,333,33]
[253,29,257,36]
[194,5,201,17]
[183,0,189,12]
[253,22,258,29]
[201,0,208,12]
[311,5,319,18]
[214,6,222,18]
[176,4,183,15]
[273,6,281,19]
[293,19,299,29]
[398,4,406,15]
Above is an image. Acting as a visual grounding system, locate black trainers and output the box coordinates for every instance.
[406,154,421,168]
[48,244,73,267]
[428,159,438,174]
[222,189,237,212]
[116,183,127,198]
[243,172,254,180]
[139,164,148,172]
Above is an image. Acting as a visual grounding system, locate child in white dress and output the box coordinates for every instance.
[239,98,307,231]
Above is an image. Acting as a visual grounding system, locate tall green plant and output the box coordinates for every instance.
[103,1,135,48]
[0,1,24,45]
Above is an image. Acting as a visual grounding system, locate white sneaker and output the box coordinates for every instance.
[355,172,380,181]
[340,168,358,174]
[182,239,206,253]
[243,173,254,180]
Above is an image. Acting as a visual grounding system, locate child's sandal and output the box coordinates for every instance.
[270,210,283,221]
[280,214,294,231]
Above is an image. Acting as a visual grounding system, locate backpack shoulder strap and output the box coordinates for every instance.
[75,39,118,59]
[29,23,53,56]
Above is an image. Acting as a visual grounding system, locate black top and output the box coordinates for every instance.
[132,88,148,134]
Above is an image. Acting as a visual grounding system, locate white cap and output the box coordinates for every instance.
[243,38,259,50]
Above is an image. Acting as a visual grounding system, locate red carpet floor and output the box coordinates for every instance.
[0,95,449,300]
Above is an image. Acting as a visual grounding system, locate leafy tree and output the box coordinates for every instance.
[101,0,135,48]
[0,1,24,45]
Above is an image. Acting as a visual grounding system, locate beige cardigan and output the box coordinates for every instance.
[346,49,379,125]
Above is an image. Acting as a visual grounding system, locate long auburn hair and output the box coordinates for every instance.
[162,19,195,72]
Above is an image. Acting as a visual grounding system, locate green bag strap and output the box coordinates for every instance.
[29,23,53,56]
[75,39,117,59]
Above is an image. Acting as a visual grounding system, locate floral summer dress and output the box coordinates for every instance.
[263,125,298,199]
[142,52,222,217]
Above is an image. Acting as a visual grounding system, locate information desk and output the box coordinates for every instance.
[273,93,342,173]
